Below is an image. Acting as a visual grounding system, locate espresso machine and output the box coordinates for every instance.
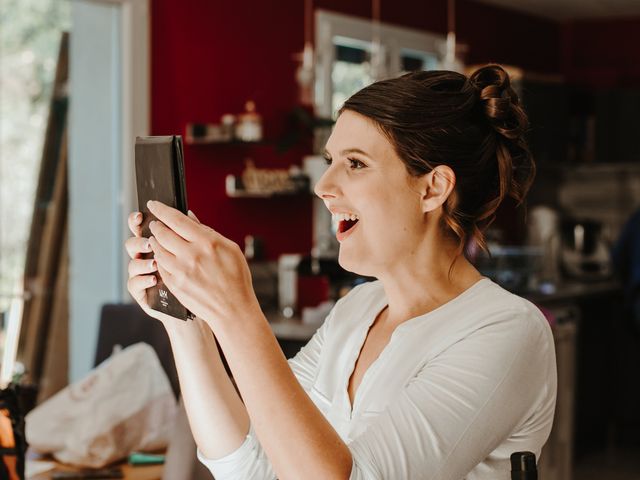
[560,218,612,281]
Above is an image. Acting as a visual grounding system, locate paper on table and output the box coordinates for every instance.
[26,459,56,479]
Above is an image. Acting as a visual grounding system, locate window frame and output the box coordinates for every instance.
[314,10,446,118]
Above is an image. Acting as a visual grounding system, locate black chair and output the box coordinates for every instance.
[93,303,180,398]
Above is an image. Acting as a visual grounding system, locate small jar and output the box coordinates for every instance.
[235,101,263,142]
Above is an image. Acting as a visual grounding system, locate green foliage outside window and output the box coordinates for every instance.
[0,0,70,315]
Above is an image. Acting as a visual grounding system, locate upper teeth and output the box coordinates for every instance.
[333,213,360,222]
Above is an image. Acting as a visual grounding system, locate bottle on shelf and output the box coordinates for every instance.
[220,113,236,142]
[243,234,264,261]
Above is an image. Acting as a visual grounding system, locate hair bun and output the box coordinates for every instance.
[468,64,528,140]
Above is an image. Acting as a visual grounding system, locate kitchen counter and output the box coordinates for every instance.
[522,278,622,306]
[266,309,322,341]
[266,278,623,342]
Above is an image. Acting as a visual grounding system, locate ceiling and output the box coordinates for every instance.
[475,0,640,21]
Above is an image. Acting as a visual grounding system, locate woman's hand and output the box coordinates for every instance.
[124,210,180,325]
[145,200,261,329]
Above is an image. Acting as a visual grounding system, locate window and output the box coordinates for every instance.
[331,40,374,119]
[400,48,439,74]
[0,0,71,315]
[315,10,446,119]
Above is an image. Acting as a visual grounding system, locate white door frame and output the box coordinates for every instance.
[69,0,149,381]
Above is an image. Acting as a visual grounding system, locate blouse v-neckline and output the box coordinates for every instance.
[344,277,491,419]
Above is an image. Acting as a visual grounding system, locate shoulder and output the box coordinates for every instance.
[469,282,558,414]
[463,281,556,375]
[420,279,554,360]
[469,279,553,341]
[425,281,557,398]
[484,280,551,331]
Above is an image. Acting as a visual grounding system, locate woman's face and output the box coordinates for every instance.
[314,110,429,277]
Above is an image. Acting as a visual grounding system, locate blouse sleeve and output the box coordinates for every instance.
[346,308,557,480]
[197,309,333,480]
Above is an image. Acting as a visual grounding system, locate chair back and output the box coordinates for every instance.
[94,303,179,397]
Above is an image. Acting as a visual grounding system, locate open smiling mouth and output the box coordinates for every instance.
[339,218,359,234]
[332,213,361,241]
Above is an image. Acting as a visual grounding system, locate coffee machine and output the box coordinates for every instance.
[560,218,612,281]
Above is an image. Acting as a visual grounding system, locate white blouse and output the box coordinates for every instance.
[198,277,557,479]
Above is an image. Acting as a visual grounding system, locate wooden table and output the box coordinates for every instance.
[28,457,164,480]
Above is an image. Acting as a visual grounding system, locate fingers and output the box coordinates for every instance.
[149,235,179,274]
[125,236,153,260]
[156,261,174,289]
[128,211,143,236]
[147,200,201,242]
[128,257,157,277]
[127,274,157,304]
[187,210,200,224]
[149,220,189,256]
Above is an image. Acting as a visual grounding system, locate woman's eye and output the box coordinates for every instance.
[348,158,366,169]
[322,156,365,169]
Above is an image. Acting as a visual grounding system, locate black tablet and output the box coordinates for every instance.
[134,135,194,321]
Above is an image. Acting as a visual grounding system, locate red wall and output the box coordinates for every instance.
[561,17,640,88]
[150,1,561,259]
[151,1,312,260]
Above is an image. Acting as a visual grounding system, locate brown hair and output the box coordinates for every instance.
[339,64,535,259]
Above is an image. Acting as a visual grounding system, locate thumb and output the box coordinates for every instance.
[187,209,201,224]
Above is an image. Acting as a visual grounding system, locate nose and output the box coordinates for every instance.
[313,164,339,199]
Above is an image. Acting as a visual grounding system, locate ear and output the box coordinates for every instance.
[420,165,456,213]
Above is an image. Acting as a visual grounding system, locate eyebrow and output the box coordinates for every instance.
[323,148,372,159]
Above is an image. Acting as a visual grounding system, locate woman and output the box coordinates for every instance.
[125,64,556,479]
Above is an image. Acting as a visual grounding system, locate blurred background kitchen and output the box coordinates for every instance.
[2,0,640,478]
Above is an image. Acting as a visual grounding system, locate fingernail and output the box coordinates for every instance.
[147,200,154,208]
[134,212,142,221]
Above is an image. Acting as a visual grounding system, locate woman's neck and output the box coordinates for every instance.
[375,246,484,328]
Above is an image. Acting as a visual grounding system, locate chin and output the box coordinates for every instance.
[337,247,375,277]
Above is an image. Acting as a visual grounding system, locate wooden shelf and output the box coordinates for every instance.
[185,121,271,145]
[225,174,309,198]
[185,136,272,146]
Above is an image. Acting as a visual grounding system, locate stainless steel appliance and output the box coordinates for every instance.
[560,218,612,281]
[278,254,302,318]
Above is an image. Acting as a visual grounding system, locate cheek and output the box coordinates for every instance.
[355,176,421,236]
[380,216,424,258]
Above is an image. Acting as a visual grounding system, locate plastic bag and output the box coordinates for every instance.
[26,342,177,468]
